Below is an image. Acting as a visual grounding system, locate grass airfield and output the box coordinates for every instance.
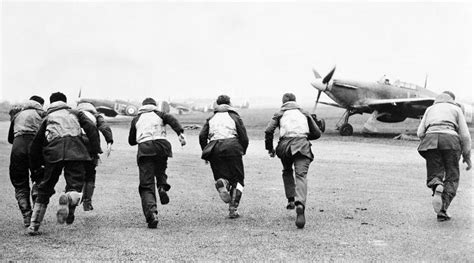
[0,106,473,261]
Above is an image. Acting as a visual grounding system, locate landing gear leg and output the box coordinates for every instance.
[336,110,354,136]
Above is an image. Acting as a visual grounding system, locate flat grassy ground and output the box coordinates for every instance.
[0,107,473,261]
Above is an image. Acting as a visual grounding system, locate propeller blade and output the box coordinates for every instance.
[312,90,322,113]
[424,74,428,89]
[322,66,336,84]
[78,87,82,99]
[313,68,321,79]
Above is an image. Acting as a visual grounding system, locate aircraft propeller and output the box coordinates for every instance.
[322,66,336,84]
[311,66,336,112]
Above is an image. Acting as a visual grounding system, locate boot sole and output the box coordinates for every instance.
[27,226,40,236]
[228,213,240,219]
[295,205,305,229]
[432,185,443,214]
[57,193,69,224]
[215,179,231,203]
[437,215,451,222]
[83,204,93,211]
[219,191,231,204]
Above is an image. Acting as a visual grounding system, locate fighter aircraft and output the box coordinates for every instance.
[311,66,473,136]
[77,98,170,117]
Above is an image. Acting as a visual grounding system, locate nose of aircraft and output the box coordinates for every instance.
[311,79,327,92]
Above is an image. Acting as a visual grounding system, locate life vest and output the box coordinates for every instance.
[279,109,309,138]
[45,104,82,143]
[12,100,44,137]
[208,112,237,141]
[135,106,167,143]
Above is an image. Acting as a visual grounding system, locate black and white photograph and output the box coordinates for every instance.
[1,0,472,261]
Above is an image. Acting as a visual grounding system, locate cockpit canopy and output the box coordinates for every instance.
[391,80,420,90]
[377,75,420,90]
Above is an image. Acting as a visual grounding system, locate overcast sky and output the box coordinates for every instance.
[1,1,472,105]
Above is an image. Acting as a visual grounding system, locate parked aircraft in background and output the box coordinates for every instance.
[311,66,473,136]
[77,98,170,117]
[170,100,250,114]
[168,102,192,115]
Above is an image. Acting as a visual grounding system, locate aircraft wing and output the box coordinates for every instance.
[174,105,191,111]
[365,97,435,119]
[95,106,118,117]
[365,97,435,106]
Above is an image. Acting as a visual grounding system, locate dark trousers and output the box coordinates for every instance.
[84,157,99,183]
[9,135,35,216]
[280,154,312,207]
[138,155,170,222]
[209,155,245,187]
[36,161,86,205]
[420,149,461,212]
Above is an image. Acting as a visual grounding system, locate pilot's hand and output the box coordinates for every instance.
[463,157,472,171]
[268,149,276,158]
[105,143,112,157]
[178,134,186,146]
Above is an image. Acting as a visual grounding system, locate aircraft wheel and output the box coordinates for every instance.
[125,105,138,116]
[317,118,326,133]
[339,123,353,136]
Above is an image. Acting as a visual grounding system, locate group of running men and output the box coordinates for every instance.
[7,90,471,235]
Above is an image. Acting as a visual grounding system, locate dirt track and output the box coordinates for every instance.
[0,121,472,261]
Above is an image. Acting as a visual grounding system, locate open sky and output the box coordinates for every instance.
[1,1,472,105]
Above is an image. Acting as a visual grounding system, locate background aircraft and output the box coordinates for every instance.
[311,67,473,136]
[170,100,250,114]
[168,102,192,115]
[77,98,170,117]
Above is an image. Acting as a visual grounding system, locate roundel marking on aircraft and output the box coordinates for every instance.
[126,105,138,115]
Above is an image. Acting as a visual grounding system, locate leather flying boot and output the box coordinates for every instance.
[17,193,32,227]
[148,213,159,228]
[23,210,32,228]
[158,187,170,205]
[437,210,451,222]
[28,203,47,236]
[67,191,82,224]
[82,182,95,211]
[228,183,243,219]
[432,184,444,214]
[286,198,296,210]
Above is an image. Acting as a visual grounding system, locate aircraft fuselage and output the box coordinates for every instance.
[328,79,437,119]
